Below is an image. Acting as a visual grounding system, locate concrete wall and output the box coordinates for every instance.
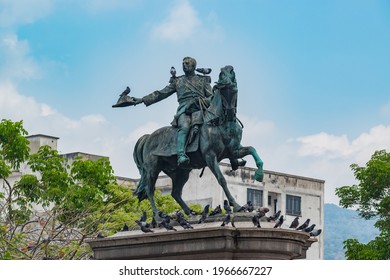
[26,134,59,154]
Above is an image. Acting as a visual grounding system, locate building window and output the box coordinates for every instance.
[247,188,263,207]
[286,195,301,216]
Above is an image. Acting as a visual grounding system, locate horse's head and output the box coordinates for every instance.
[215,65,237,92]
[214,65,238,122]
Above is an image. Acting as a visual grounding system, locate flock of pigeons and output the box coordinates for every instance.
[117,200,322,237]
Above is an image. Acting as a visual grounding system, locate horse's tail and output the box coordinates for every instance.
[133,134,150,201]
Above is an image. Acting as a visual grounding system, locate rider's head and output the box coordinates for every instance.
[182,57,196,75]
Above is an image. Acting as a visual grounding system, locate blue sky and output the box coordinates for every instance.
[1,0,389,204]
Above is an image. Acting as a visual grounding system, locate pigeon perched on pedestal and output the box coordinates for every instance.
[135,219,153,233]
[209,205,222,216]
[252,207,269,228]
[238,201,254,212]
[310,229,322,237]
[134,211,153,233]
[223,200,232,214]
[257,207,270,217]
[273,215,284,228]
[158,211,173,223]
[121,224,129,231]
[198,204,210,223]
[159,219,177,231]
[289,216,300,229]
[221,214,235,227]
[267,210,281,222]
[252,213,261,228]
[304,223,316,233]
[296,218,310,231]
[174,211,193,229]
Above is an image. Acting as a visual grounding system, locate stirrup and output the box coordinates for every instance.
[177,154,190,166]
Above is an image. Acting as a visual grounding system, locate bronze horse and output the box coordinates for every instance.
[133,65,264,216]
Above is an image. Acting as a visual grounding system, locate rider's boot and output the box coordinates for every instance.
[177,129,190,166]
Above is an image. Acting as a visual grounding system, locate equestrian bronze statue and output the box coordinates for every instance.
[113,57,264,217]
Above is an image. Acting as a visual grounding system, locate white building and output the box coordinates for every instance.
[153,162,325,260]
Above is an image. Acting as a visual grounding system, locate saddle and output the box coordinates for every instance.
[152,126,200,157]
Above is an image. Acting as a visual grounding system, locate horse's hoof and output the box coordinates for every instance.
[255,169,264,182]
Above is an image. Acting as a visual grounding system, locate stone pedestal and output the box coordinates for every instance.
[87,214,317,260]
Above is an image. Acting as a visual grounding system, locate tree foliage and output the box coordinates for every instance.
[335,149,390,260]
[0,119,180,259]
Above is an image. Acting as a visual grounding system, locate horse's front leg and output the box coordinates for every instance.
[205,154,241,212]
[234,145,264,182]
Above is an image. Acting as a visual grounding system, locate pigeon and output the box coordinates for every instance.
[209,205,222,216]
[256,207,270,218]
[121,224,129,231]
[198,204,210,223]
[173,210,184,220]
[120,86,130,97]
[223,199,232,214]
[174,211,193,229]
[135,220,153,233]
[170,66,176,77]
[289,216,300,229]
[273,215,284,228]
[310,229,322,237]
[177,217,193,229]
[140,211,147,222]
[267,210,281,222]
[304,223,316,233]
[221,214,235,227]
[151,217,157,228]
[196,68,212,75]
[238,201,254,212]
[296,218,310,231]
[252,213,261,228]
[158,211,173,223]
[159,219,177,231]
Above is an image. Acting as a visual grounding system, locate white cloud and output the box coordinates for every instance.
[296,125,390,163]
[296,132,350,157]
[0,0,53,27]
[380,101,390,118]
[0,33,42,81]
[40,104,56,117]
[80,114,107,125]
[292,125,390,204]
[151,0,201,41]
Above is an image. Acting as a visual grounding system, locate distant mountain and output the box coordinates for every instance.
[324,203,380,260]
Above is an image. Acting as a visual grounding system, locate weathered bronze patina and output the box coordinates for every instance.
[113,58,264,217]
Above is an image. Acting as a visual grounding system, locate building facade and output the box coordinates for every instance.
[153,162,325,260]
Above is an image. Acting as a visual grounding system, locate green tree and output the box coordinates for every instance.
[1,119,180,259]
[335,149,390,260]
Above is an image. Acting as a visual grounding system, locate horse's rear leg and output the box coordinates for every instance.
[234,145,264,182]
[205,155,241,212]
[145,171,160,218]
[168,169,194,215]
